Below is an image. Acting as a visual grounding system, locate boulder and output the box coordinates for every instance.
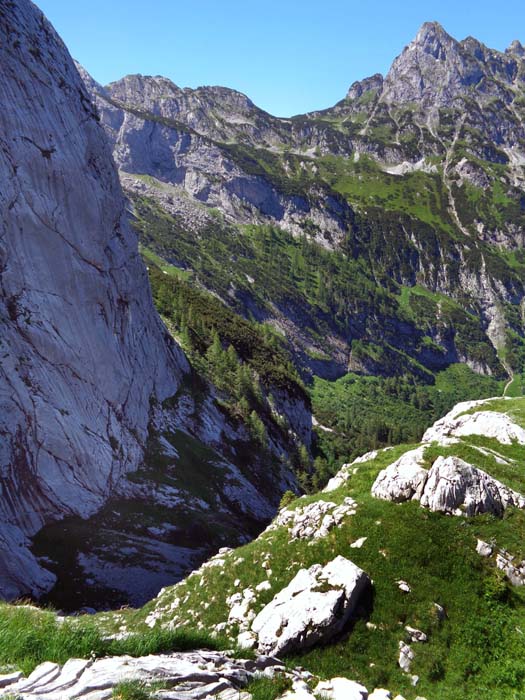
[314,677,368,700]
[369,690,392,700]
[373,453,525,517]
[398,642,414,672]
[405,626,428,643]
[420,457,525,516]
[371,448,428,502]
[476,539,493,557]
[252,556,371,656]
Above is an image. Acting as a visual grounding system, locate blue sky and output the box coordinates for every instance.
[38,0,525,117]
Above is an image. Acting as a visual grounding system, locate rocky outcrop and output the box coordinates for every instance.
[370,398,525,516]
[373,454,525,516]
[0,651,288,699]
[251,556,370,656]
[422,400,525,445]
[0,0,190,599]
[78,70,352,249]
[421,456,524,515]
[370,448,428,502]
[0,651,407,700]
[265,497,357,540]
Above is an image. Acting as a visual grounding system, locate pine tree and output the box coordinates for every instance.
[248,410,267,448]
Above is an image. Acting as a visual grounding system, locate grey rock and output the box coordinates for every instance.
[495,550,525,586]
[405,626,428,643]
[0,672,23,688]
[0,0,188,601]
[398,642,415,673]
[420,456,525,516]
[314,677,368,699]
[0,651,286,699]
[265,497,357,541]
[369,690,392,700]
[251,556,370,656]
[476,539,494,557]
[371,448,428,502]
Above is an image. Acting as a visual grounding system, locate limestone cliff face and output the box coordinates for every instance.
[0,0,188,598]
[77,68,353,249]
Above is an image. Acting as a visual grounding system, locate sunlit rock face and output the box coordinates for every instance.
[0,0,187,599]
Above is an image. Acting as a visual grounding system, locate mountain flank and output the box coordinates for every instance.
[0,0,307,605]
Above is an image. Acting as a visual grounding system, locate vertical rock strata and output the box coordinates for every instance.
[0,0,187,598]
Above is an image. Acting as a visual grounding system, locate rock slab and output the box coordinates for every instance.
[0,0,187,599]
[0,651,284,700]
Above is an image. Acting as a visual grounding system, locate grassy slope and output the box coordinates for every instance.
[78,397,524,700]
[132,192,511,383]
[3,403,525,699]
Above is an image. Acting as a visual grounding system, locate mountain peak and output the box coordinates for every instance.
[411,21,456,59]
[416,20,448,39]
[506,39,525,57]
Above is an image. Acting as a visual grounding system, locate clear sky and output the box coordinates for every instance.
[37,0,525,117]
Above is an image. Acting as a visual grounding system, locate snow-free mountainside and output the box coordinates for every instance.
[0,0,310,607]
[0,0,525,698]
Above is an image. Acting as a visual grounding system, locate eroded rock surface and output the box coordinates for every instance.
[0,0,188,599]
[420,456,524,515]
[251,556,370,656]
[0,651,285,699]
[373,455,525,516]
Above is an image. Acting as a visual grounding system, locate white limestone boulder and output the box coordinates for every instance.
[369,690,392,700]
[371,447,428,502]
[315,677,368,699]
[422,401,525,446]
[398,642,414,672]
[373,451,525,517]
[476,539,494,557]
[420,456,525,516]
[252,556,370,656]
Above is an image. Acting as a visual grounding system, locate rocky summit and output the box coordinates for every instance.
[0,3,525,700]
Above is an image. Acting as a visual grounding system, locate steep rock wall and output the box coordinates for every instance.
[0,0,188,598]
